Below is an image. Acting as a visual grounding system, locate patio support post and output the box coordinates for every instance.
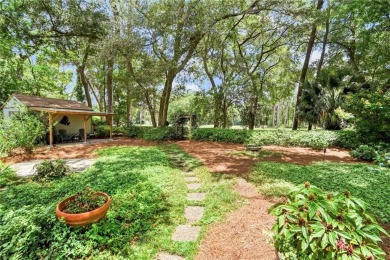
[83,115,87,143]
[49,112,53,147]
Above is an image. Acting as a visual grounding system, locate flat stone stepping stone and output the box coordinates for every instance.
[185,206,204,222]
[184,176,199,182]
[10,158,96,177]
[187,193,206,201]
[155,252,184,260]
[184,171,195,176]
[187,183,201,190]
[172,224,201,242]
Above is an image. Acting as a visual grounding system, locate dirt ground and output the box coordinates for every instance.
[1,137,158,164]
[1,138,388,259]
[175,140,360,175]
[196,178,277,260]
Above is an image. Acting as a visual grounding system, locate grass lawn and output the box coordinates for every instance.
[0,146,240,259]
[249,162,390,223]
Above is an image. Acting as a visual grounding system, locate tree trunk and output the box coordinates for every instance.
[77,66,92,108]
[145,90,157,128]
[292,0,324,130]
[222,97,228,128]
[272,105,276,128]
[158,71,175,126]
[308,122,313,130]
[316,0,330,77]
[213,91,222,127]
[126,86,132,127]
[248,96,258,130]
[284,101,290,127]
[77,42,92,107]
[106,59,114,114]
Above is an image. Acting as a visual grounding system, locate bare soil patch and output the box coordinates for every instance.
[1,137,158,164]
[176,140,359,175]
[196,178,277,260]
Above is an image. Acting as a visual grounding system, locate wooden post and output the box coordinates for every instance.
[109,115,113,140]
[49,113,53,147]
[83,115,87,142]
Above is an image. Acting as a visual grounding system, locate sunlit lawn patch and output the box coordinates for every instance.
[0,146,240,259]
[250,162,390,223]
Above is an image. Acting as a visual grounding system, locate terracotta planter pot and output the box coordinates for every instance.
[56,192,111,226]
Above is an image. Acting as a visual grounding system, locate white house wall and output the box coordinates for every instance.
[55,115,92,135]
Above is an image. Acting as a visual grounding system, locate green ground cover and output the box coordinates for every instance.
[249,162,390,223]
[0,146,240,259]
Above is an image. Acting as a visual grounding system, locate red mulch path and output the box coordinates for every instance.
[1,137,159,164]
[1,138,388,259]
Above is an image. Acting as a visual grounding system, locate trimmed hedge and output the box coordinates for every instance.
[94,125,127,138]
[191,128,360,150]
[190,128,251,143]
[142,127,177,141]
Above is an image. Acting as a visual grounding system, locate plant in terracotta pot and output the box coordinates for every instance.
[56,187,111,226]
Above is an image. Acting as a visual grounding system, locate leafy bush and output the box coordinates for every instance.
[270,182,389,259]
[250,162,390,223]
[191,128,360,150]
[0,109,46,155]
[124,126,153,139]
[333,130,361,149]
[63,187,106,214]
[0,147,174,259]
[94,125,126,138]
[143,127,177,141]
[350,145,378,161]
[33,159,70,182]
[191,128,251,143]
[347,87,390,143]
[247,130,339,150]
[0,162,19,188]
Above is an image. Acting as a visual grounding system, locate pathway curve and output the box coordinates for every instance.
[196,178,277,260]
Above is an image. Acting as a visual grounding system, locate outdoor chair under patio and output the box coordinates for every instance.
[59,129,72,143]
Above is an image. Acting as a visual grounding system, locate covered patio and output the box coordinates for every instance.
[2,94,114,146]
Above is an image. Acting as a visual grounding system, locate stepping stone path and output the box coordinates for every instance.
[156,148,206,259]
[10,158,96,177]
[187,183,201,190]
[185,206,204,223]
[184,176,199,182]
[155,252,185,260]
[187,193,206,201]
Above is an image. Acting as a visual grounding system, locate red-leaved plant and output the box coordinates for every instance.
[63,187,106,214]
[269,182,389,259]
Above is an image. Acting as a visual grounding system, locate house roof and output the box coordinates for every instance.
[9,94,114,116]
[14,93,94,111]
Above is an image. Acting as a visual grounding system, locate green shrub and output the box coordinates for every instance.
[0,109,45,155]
[191,128,361,150]
[247,130,341,150]
[63,187,107,214]
[270,182,389,259]
[333,130,361,149]
[124,126,153,139]
[191,128,251,143]
[0,147,173,259]
[0,162,18,188]
[94,125,126,138]
[33,159,70,182]
[143,127,177,141]
[350,145,378,161]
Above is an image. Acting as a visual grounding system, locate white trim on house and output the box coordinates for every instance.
[2,96,25,117]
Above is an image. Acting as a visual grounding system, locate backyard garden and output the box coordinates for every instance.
[1,0,390,259]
